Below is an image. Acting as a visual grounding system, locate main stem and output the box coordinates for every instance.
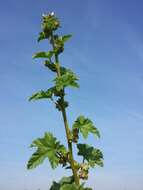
[51,33,80,186]
[61,102,79,186]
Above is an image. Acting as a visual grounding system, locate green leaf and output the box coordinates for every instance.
[73,116,100,139]
[49,176,74,190]
[60,67,73,75]
[37,32,48,42]
[54,70,79,91]
[59,176,74,186]
[56,98,69,111]
[61,34,72,43]
[44,61,73,75]
[60,184,78,190]
[44,60,57,72]
[50,181,61,190]
[29,87,55,101]
[77,144,103,168]
[50,177,92,190]
[27,132,67,169]
[60,183,90,190]
[32,51,54,59]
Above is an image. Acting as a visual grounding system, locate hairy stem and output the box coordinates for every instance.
[50,33,80,186]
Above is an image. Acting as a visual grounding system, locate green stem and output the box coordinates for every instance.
[61,102,79,186]
[50,32,80,186]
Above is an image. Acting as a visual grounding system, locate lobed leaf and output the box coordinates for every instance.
[49,181,61,190]
[59,176,74,185]
[27,132,67,169]
[50,176,74,190]
[50,176,92,190]
[54,70,79,91]
[77,144,103,168]
[60,184,78,190]
[60,183,91,190]
[73,115,100,139]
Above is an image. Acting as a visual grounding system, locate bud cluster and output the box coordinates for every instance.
[42,12,60,37]
[59,152,70,167]
[72,128,79,143]
[78,163,90,180]
[52,35,64,54]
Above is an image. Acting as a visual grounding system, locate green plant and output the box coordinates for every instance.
[27,12,103,190]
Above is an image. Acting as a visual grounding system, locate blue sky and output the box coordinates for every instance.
[0,0,143,189]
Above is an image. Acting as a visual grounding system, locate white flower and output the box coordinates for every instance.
[42,13,46,17]
[50,12,54,16]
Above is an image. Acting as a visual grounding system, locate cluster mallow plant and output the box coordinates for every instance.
[27,12,103,190]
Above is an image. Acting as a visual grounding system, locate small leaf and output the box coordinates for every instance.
[53,37,64,55]
[44,61,73,75]
[44,60,57,72]
[55,98,69,111]
[54,70,79,91]
[77,144,103,168]
[27,132,67,169]
[73,116,100,139]
[37,32,48,42]
[62,34,72,43]
[60,67,73,75]
[32,51,54,59]
[29,87,55,101]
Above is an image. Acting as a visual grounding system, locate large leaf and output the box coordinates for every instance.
[29,87,55,101]
[50,181,61,190]
[27,132,67,169]
[59,176,74,185]
[73,116,100,139]
[50,176,74,190]
[32,51,54,59]
[50,177,92,190]
[60,183,91,190]
[60,184,78,190]
[54,70,79,91]
[77,144,103,167]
